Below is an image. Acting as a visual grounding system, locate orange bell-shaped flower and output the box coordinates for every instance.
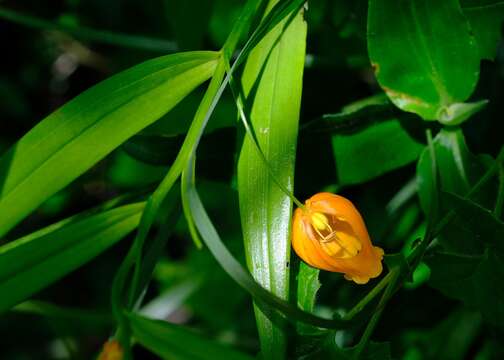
[292,192,384,284]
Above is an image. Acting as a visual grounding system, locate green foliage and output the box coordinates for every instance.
[237,1,307,357]
[0,203,144,313]
[0,51,218,237]
[426,192,504,326]
[332,118,424,186]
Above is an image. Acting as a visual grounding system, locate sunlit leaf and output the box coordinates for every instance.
[237,1,307,357]
[0,203,144,312]
[368,0,483,124]
[0,51,219,238]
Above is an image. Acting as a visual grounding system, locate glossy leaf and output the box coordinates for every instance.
[237,1,306,358]
[129,313,254,360]
[0,203,144,313]
[368,0,482,123]
[332,119,424,185]
[0,51,219,238]
[462,0,504,60]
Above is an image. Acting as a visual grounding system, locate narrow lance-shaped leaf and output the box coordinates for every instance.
[0,51,219,238]
[237,2,307,358]
[368,0,484,125]
[0,203,144,313]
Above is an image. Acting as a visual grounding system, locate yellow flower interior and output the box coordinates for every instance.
[310,212,362,259]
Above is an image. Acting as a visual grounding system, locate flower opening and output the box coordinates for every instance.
[292,192,384,284]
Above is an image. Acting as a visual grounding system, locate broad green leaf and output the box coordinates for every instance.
[462,0,504,60]
[0,203,144,313]
[332,119,424,186]
[237,1,307,357]
[368,0,482,124]
[0,51,219,238]
[129,313,254,360]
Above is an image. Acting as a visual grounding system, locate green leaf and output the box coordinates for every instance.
[237,1,307,357]
[368,0,482,123]
[462,0,504,60]
[332,119,424,186]
[0,51,219,238]
[129,313,254,360]
[0,203,144,313]
[0,6,177,53]
[416,128,495,252]
[443,191,504,253]
[164,0,213,50]
[296,262,321,335]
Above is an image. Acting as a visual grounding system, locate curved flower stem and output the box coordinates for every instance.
[343,270,394,321]
[353,268,401,359]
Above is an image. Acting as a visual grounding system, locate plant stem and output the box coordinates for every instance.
[353,268,400,359]
[343,271,393,321]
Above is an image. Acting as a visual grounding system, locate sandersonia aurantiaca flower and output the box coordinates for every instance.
[292,192,384,284]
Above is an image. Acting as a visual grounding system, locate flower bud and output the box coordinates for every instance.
[292,192,384,284]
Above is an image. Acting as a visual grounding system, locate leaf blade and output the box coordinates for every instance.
[0,203,144,313]
[237,2,307,357]
[0,51,219,237]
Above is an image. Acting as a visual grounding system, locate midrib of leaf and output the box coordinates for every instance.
[408,0,451,105]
